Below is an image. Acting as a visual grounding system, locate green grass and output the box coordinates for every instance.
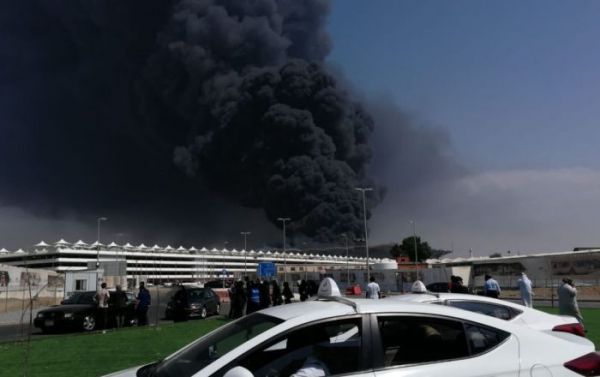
[538,306,600,347]
[1,308,599,376]
[0,318,228,377]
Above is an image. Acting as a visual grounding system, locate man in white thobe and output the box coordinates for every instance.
[517,273,533,307]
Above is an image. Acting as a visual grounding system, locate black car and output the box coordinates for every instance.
[34,290,137,332]
[426,282,451,293]
[165,287,220,320]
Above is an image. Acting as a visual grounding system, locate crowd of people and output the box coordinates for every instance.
[95,272,585,329]
[227,278,320,319]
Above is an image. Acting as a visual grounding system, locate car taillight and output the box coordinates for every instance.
[553,323,586,337]
[565,352,600,376]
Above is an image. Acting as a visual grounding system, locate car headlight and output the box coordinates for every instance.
[37,313,44,318]
[64,312,73,318]
[190,303,200,309]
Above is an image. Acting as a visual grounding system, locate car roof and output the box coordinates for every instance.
[390,292,527,309]
[256,296,518,328]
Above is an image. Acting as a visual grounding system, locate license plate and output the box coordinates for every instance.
[44,319,54,327]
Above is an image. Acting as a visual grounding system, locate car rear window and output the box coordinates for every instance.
[446,301,522,320]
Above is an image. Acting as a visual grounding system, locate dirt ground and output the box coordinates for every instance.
[0,297,62,313]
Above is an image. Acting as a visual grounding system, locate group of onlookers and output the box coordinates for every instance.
[483,273,583,324]
[95,281,151,330]
[228,278,321,319]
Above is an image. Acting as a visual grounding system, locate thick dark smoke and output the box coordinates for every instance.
[0,0,380,245]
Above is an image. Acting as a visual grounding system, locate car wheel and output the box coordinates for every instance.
[82,315,96,331]
[200,307,208,319]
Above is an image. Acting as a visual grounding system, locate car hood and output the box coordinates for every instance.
[40,304,94,313]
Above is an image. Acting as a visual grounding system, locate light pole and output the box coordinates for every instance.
[342,234,350,284]
[96,217,108,268]
[240,231,251,277]
[355,187,372,282]
[277,217,290,283]
[410,220,418,278]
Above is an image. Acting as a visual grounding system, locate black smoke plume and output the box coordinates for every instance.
[0,0,380,245]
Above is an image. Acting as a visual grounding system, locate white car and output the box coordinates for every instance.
[106,279,599,377]
[387,283,585,337]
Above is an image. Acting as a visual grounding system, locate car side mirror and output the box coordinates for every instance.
[223,366,254,377]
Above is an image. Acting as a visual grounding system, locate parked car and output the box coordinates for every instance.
[34,290,137,333]
[426,281,451,292]
[106,278,598,377]
[164,287,220,320]
[388,289,585,337]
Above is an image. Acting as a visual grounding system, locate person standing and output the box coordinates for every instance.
[271,280,282,306]
[483,274,501,298]
[299,280,308,302]
[113,285,128,328]
[173,285,188,322]
[259,280,271,309]
[282,281,293,304]
[558,278,583,324]
[96,282,110,330]
[135,282,151,326]
[231,280,246,318]
[366,276,380,299]
[517,273,534,307]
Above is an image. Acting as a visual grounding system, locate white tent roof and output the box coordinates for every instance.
[164,245,174,251]
[151,245,161,251]
[54,239,70,246]
[15,249,25,253]
[123,243,134,249]
[107,242,120,248]
[211,248,219,252]
[35,241,50,247]
[200,247,209,252]
[90,241,105,247]
[137,243,148,250]
[177,246,187,252]
[189,246,198,252]
[74,240,89,247]
[0,248,9,253]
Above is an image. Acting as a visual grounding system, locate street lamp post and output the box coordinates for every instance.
[96,217,108,268]
[277,217,290,283]
[342,234,350,284]
[240,232,251,277]
[410,220,418,278]
[355,187,372,282]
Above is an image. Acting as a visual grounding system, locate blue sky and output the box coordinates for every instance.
[327,1,600,255]
[328,0,600,171]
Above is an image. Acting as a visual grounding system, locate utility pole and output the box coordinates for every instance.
[355,187,372,282]
[240,231,251,277]
[277,218,291,283]
[96,217,108,269]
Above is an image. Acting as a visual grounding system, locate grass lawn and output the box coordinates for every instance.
[0,318,228,377]
[1,308,599,376]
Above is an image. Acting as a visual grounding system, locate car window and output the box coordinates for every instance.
[377,316,469,367]
[154,313,283,377]
[189,290,205,300]
[217,317,363,377]
[464,323,510,354]
[446,301,522,320]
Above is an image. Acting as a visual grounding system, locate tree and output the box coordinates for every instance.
[389,236,433,262]
[489,252,502,258]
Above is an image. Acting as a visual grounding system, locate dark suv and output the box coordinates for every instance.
[34,290,137,332]
[165,287,220,320]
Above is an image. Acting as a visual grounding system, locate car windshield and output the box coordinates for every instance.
[142,313,283,377]
[62,291,95,305]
